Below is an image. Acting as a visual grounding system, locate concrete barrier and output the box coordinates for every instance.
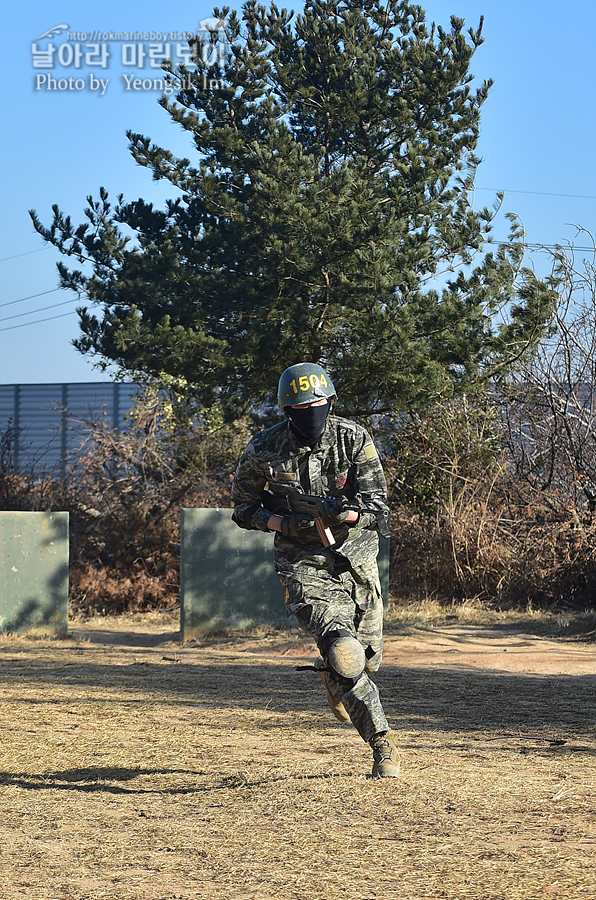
[180,508,389,639]
[0,511,69,634]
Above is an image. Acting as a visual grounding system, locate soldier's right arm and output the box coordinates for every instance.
[230,442,272,532]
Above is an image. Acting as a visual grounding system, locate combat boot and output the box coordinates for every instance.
[370,732,400,778]
[315,657,351,724]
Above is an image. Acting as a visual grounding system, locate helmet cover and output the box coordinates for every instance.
[278,362,336,411]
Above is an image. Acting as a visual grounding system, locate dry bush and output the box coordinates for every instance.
[494,237,596,608]
[381,238,596,611]
[384,400,596,611]
[0,424,64,511]
[383,396,514,604]
[499,235,596,513]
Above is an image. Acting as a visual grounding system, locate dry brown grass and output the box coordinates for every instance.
[383,597,596,642]
[1,614,595,900]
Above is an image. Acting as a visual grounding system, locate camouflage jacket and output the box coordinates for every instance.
[231,414,389,578]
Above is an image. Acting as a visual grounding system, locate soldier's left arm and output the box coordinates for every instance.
[351,429,390,524]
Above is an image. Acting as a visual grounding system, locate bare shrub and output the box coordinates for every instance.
[494,233,596,608]
[384,403,596,611]
[0,423,63,512]
[383,233,596,610]
[500,231,596,513]
[383,396,514,603]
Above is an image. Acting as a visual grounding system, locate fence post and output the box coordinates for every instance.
[13,384,20,472]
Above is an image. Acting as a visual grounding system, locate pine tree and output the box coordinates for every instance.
[31,0,556,417]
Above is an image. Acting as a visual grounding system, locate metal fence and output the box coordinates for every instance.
[0,382,141,474]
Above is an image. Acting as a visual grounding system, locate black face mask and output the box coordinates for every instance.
[287,403,329,446]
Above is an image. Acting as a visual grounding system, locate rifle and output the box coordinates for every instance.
[261,489,391,547]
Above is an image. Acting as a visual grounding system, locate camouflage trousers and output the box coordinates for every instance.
[279,561,389,743]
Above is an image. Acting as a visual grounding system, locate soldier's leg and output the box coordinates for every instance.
[304,601,389,742]
[353,574,384,675]
[350,573,400,776]
[284,570,389,743]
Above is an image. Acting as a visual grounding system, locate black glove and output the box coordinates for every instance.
[320,498,352,525]
[280,512,315,539]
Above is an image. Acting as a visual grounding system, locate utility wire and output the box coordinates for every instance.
[0,310,77,333]
[0,297,79,324]
[0,248,47,262]
[531,244,594,252]
[493,241,595,252]
[477,187,596,201]
[0,288,62,310]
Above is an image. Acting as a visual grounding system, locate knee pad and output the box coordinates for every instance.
[322,630,366,680]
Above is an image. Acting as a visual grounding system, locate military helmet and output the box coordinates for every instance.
[277,362,336,411]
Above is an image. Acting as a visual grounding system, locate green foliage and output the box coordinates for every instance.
[31,0,556,418]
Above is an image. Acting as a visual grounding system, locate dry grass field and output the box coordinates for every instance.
[1,605,595,900]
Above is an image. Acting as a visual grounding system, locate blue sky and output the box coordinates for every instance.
[1,0,595,385]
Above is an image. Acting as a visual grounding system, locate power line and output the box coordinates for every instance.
[529,243,594,252]
[2,232,593,328]
[0,288,62,310]
[477,187,596,201]
[0,310,78,333]
[493,241,595,252]
[0,248,48,262]
[0,297,79,324]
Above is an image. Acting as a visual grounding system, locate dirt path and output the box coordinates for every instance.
[2,616,594,900]
[70,617,596,675]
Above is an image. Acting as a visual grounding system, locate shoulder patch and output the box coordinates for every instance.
[364,443,378,460]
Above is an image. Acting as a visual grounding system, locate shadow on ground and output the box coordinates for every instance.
[1,640,595,738]
[0,765,353,794]
[68,627,180,646]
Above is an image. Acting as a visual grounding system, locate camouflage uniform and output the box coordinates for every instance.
[231,413,391,742]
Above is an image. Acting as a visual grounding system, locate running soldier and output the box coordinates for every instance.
[231,362,399,778]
